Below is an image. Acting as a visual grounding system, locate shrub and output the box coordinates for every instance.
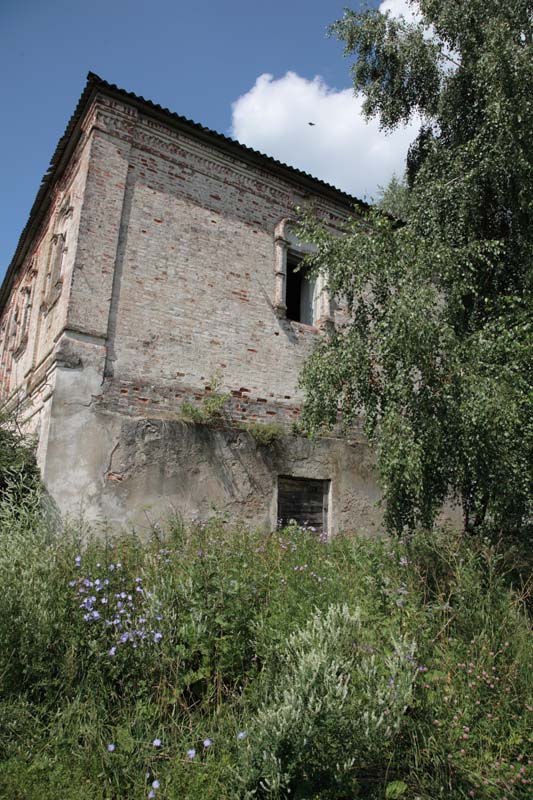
[234,604,417,798]
[181,373,230,424]
[0,411,40,502]
[245,421,285,446]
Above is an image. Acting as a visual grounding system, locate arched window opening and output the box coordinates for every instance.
[274,218,332,328]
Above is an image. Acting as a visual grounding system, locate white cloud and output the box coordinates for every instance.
[379,0,420,24]
[230,72,419,201]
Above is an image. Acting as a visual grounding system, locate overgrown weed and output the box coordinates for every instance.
[0,490,531,799]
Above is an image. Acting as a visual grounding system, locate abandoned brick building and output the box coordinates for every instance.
[0,73,381,534]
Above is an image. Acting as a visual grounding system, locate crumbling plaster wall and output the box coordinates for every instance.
[42,396,381,535]
[102,419,380,535]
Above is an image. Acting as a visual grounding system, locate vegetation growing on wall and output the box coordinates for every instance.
[245,421,285,446]
[180,373,231,425]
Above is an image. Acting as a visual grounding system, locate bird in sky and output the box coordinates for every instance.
[308,122,316,126]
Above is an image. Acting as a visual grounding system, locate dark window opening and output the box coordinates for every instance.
[277,475,329,531]
[286,252,316,325]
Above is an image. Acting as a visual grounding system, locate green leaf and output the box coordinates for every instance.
[386,780,408,799]
[115,726,135,754]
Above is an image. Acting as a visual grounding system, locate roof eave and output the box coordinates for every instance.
[0,77,101,312]
[1,72,368,313]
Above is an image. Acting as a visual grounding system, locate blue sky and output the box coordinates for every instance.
[0,0,415,280]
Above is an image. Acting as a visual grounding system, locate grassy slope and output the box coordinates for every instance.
[0,487,531,800]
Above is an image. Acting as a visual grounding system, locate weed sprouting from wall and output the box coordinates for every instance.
[181,371,231,425]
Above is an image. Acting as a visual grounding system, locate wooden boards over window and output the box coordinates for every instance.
[277,476,329,531]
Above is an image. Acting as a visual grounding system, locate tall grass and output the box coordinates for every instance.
[0,483,531,799]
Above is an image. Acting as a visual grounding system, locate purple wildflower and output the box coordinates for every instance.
[187,748,196,760]
[203,738,212,748]
[107,743,116,752]
[152,738,161,748]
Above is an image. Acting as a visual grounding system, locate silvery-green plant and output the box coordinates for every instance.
[234,603,417,798]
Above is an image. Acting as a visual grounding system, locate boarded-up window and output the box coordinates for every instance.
[277,476,329,531]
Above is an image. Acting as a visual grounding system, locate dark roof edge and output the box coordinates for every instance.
[0,75,100,312]
[1,72,368,312]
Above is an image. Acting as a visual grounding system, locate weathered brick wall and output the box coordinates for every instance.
[66,101,136,341]
[76,95,351,424]
[2,93,352,428]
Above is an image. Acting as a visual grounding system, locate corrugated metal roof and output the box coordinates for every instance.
[1,72,366,311]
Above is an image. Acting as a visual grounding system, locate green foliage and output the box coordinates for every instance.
[299,0,533,534]
[0,477,531,798]
[385,781,408,799]
[0,411,40,503]
[376,174,409,221]
[245,421,285,446]
[181,372,230,425]
[235,605,417,798]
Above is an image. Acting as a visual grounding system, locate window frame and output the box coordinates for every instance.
[277,474,331,533]
[12,284,33,358]
[44,194,73,309]
[273,217,333,329]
